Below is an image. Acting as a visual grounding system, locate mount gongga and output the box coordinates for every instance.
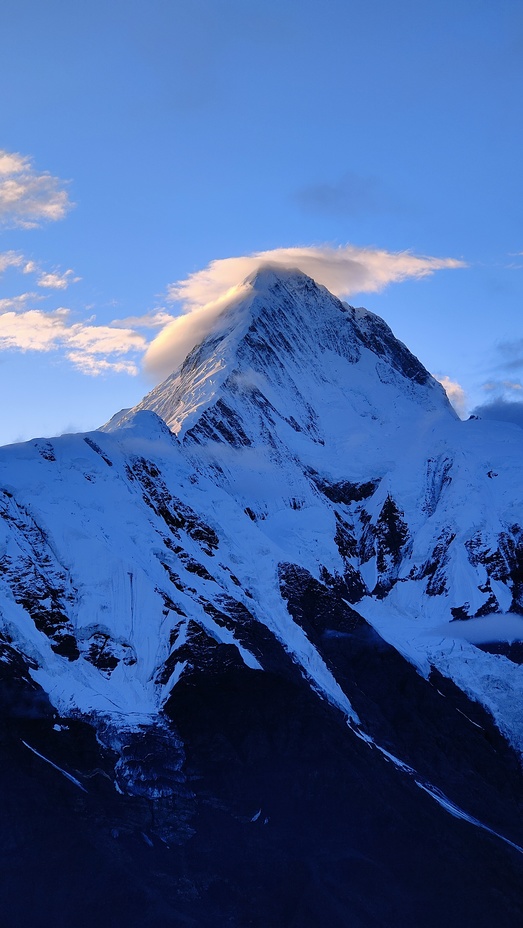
[1,267,523,926]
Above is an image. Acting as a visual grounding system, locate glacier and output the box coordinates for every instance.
[1,266,522,746]
[1,265,523,927]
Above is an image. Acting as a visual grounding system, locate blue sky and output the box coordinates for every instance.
[1,0,522,444]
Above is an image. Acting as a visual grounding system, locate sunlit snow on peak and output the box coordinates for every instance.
[144,245,464,380]
[143,278,254,381]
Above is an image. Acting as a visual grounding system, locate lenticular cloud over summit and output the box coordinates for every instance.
[168,245,465,308]
[144,244,465,379]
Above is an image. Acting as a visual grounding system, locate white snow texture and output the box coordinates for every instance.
[1,266,522,754]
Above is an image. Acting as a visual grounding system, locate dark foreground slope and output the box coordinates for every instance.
[2,613,522,928]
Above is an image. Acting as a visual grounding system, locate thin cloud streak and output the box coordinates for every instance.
[483,380,523,393]
[110,310,175,330]
[65,352,139,376]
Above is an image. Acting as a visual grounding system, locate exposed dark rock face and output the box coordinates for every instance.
[464,525,523,613]
[0,490,79,660]
[83,435,113,466]
[372,495,410,598]
[186,398,253,447]
[2,651,523,928]
[127,456,219,554]
[353,306,433,386]
[33,440,56,462]
[416,528,456,596]
[77,628,137,675]
[423,454,453,516]
[311,474,381,505]
[279,562,363,644]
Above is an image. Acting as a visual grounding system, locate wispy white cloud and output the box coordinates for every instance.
[167,244,466,308]
[36,268,81,290]
[0,308,70,351]
[144,244,466,378]
[0,153,139,375]
[65,352,140,376]
[143,287,249,379]
[0,242,468,384]
[0,308,146,376]
[0,292,42,312]
[434,375,467,417]
[1,249,80,291]
[110,310,175,330]
[505,248,523,268]
[0,148,72,229]
[66,322,145,356]
[0,250,25,274]
[483,379,523,393]
[0,152,28,175]
[0,244,141,373]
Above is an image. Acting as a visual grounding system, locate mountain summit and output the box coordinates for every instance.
[1,268,523,926]
[129,266,452,441]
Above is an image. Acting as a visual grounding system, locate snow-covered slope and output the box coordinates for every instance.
[130,266,523,748]
[1,265,523,752]
[3,266,523,926]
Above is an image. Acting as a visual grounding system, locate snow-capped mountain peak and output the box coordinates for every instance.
[130,267,453,458]
[3,267,523,924]
[2,267,522,749]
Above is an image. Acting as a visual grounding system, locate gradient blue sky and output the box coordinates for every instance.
[1,0,522,444]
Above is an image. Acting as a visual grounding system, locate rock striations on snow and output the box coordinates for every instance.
[1,266,523,927]
[2,265,523,735]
